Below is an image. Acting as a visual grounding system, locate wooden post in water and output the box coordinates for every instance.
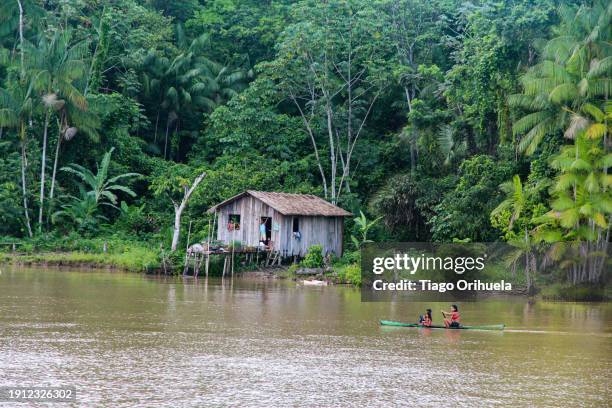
[205,215,212,278]
[183,221,193,276]
[194,253,203,277]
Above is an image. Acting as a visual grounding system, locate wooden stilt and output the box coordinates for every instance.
[205,216,212,278]
[183,221,193,276]
[182,255,189,275]
[194,253,203,277]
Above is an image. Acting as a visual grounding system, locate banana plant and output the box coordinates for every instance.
[53,148,140,230]
[351,211,382,249]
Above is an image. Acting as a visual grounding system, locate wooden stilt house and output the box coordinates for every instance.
[207,191,352,256]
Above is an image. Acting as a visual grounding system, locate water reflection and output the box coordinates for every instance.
[0,267,610,407]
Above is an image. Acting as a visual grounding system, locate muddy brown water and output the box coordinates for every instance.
[0,266,610,407]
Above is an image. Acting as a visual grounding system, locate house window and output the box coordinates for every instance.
[228,214,240,231]
[292,217,301,241]
[292,217,300,232]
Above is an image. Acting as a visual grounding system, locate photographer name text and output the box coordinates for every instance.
[372,279,512,292]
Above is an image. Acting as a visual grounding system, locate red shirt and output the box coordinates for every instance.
[422,316,432,326]
[451,311,460,322]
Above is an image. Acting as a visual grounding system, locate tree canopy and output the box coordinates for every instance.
[0,0,609,286]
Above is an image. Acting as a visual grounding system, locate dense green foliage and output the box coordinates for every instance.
[300,244,325,268]
[0,1,609,289]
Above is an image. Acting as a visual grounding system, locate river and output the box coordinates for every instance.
[0,267,610,407]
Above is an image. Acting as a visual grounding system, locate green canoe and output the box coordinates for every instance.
[380,320,504,331]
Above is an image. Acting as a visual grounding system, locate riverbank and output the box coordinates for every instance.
[0,249,160,273]
[1,250,607,301]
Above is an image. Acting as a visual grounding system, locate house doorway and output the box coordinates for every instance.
[260,217,272,245]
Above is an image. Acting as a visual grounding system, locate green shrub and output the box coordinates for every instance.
[301,244,324,268]
[336,249,360,266]
[343,264,362,286]
[287,263,299,274]
[0,234,161,272]
[336,264,361,286]
[116,202,161,237]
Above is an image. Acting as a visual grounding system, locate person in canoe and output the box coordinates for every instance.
[418,309,433,327]
[441,304,461,328]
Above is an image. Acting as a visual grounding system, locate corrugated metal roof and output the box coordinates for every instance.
[207,190,352,217]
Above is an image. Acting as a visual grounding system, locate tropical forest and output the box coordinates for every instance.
[0,0,610,298]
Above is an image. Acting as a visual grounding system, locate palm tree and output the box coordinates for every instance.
[139,52,170,146]
[492,175,527,229]
[26,29,89,230]
[0,81,35,237]
[140,31,249,159]
[532,130,611,284]
[437,124,467,166]
[492,175,542,293]
[47,93,100,209]
[0,1,43,54]
[506,1,611,287]
[508,1,611,155]
[504,234,538,293]
[548,134,609,233]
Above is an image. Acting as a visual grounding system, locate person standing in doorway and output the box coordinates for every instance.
[260,220,267,244]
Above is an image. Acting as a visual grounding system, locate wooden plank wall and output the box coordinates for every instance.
[215,196,281,248]
[215,195,345,256]
[280,215,344,257]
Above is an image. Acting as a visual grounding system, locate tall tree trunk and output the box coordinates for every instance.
[171,207,183,252]
[20,125,32,237]
[38,110,50,230]
[49,124,62,204]
[16,0,24,80]
[170,171,206,251]
[153,109,159,143]
[404,86,418,174]
[326,103,336,204]
[173,122,178,161]
[524,228,531,293]
[163,119,170,160]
